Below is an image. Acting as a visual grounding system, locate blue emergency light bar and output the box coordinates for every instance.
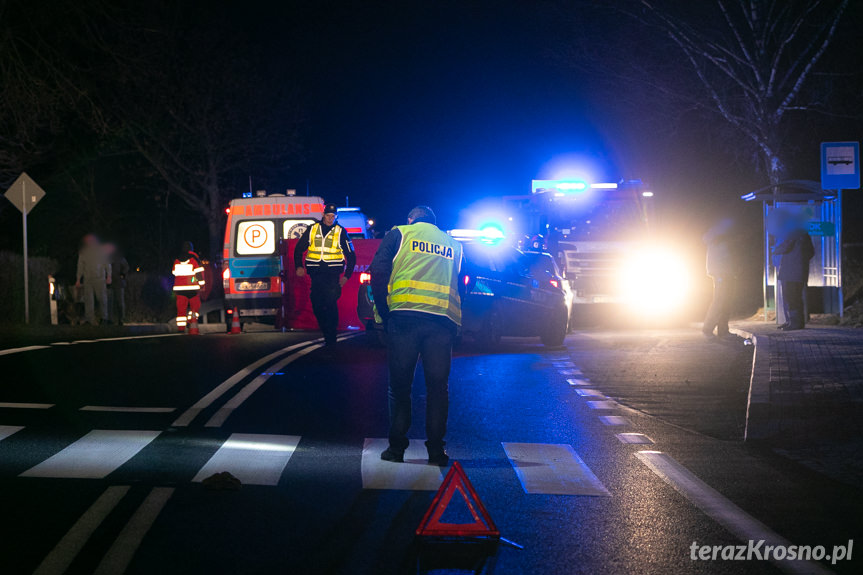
[242,192,253,198]
[532,179,621,194]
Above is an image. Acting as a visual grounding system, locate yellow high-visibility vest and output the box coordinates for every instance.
[306,223,345,268]
[388,222,462,325]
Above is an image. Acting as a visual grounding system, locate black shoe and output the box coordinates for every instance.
[380,448,404,463]
[427,450,450,467]
[777,323,790,330]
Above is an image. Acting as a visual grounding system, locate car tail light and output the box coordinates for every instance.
[359,272,371,284]
[463,275,471,286]
[549,279,560,289]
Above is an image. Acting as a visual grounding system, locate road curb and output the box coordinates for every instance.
[730,327,775,441]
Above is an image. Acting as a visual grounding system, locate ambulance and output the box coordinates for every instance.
[222,191,325,323]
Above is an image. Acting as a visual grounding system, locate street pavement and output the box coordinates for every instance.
[731,322,863,489]
[0,326,859,574]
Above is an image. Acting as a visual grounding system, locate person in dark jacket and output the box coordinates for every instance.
[702,219,736,337]
[105,242,130,325]
[293,203,356,346]
[773,223,815,331]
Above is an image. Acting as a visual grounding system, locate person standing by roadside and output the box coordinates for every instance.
[773,219,815,331]
[105,243,130,325]
[172,241,205,332]
[75,234,111,325]
[370,206,463,467]
[293,203,356,346]
[702,218,736,338]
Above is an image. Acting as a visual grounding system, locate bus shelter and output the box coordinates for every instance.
[741,180,842,323]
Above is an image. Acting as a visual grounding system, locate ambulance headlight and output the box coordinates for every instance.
[617,248,691,315]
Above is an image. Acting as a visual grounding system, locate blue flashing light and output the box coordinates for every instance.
[557,181,588,191]
[479,225,505,240]
[242,192,253,198]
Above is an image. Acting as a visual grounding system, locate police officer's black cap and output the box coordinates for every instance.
[323,204,338,214]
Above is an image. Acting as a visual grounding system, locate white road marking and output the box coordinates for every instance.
[0,425,24,441]
[21,430,160,479]
[615,433,654,444]
[575,388,605,397]
[635,451,834,575]
[0,345,50,356]
[93,487,174,575]
[172,337,326,427]
[502,442,610,496]
[599,416,631,426]
[552,361,575,368]
[192,434,301,486]
[204,344,322,427]
[361,438,443,491]
[567,378,590,386]
[91,333,183,343]
[80,406,176,413]
[33,485,130,575]
[587,400,618,410]
[0,402,54,409]
[558,369,582,376]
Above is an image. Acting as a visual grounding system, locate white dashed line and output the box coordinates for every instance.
[615,433,654,444]
[575,388,606,397]
[80,406,176,413]
[587,400,618,410]
[599,415,631,426]
[0,402,54,409]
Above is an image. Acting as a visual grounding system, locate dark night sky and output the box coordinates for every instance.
[277,1,619,229]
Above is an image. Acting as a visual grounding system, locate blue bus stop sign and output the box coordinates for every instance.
[821,142,860,190]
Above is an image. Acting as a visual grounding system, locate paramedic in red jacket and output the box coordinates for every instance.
[172,241,205,332]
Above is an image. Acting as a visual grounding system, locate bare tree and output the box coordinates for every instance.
[569,0,852,185]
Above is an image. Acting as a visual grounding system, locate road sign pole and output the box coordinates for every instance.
[22,179,29,324]
[838,189,843,318]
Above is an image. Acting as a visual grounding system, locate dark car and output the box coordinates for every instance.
[357,239,571,348]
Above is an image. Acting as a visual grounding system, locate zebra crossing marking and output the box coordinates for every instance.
[20,430,160,479]
[502,442,610,496]
[192,433,301,486]
[0,425,24,441]
[361,438,443,491]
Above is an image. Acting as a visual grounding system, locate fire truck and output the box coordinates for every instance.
[504,180,690,321]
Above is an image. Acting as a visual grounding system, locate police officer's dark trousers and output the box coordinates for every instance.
[703,276,732,336]
[780,280,806,329]
[386,313,455,454]
[309,271,341,345]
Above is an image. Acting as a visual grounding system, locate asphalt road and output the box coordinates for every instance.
[0,328,859,574]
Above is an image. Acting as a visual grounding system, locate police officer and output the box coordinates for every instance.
[370,206,463,466]
[294,203,356,346]
[172,241,205,332]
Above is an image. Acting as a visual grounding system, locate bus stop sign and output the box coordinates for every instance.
[821,142,860,190]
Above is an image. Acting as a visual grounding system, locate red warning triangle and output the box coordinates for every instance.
[416,461,500,538]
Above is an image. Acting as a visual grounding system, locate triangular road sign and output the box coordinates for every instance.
[416,461,500,538]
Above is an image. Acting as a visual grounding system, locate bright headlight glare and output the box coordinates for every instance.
[618,248,691,315]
